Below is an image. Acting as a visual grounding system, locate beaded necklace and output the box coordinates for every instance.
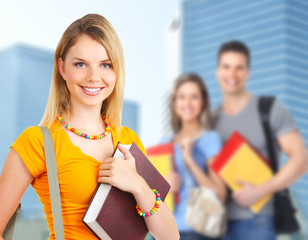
[57,115,111,140]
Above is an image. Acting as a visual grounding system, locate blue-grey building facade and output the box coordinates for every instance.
[181,0,308,233]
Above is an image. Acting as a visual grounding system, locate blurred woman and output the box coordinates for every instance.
[162,73,226,240]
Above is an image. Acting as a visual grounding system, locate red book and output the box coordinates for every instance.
[83,142,171,240]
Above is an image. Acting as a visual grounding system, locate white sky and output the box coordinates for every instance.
[0,0,181,146]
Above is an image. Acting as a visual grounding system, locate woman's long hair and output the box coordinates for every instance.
[170,73,213,133]
[39,13,125,127]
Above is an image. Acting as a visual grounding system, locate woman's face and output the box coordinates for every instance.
[58,34,116,110]
[174,82,204,123]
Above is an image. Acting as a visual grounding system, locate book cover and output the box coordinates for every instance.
[146,143,176,211]
[83,142,171,240]
[210,131,273,213]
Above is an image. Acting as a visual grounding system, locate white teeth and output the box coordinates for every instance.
[227,79,237,86]
[83,87,101,92]
[184,108,193,114]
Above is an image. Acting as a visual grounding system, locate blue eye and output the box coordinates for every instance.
[75,62,85,68]
[192,95,199,99]
[102,63,112,69]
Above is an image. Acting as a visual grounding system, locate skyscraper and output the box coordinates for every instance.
[180,0,308,234]
[1,44,54,220]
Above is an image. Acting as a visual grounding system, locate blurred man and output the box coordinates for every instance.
[213,41,308,240]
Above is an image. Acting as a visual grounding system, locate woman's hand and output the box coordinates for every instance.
[165,171,182,193]
[180,137,194,162]
[98,144,143,194]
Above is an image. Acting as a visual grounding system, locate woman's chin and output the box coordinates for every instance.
[74,99,105,109]
[181,116,199,123]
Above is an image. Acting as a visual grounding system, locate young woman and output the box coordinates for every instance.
[162,73,226,240]
[0,14,179,240]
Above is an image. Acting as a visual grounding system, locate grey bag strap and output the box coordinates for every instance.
[39,126,65,240]
[3,203,21,240]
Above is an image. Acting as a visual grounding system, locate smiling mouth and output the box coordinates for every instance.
[80,86,104,96]
[225,79,238,87]
[183,108,193,114]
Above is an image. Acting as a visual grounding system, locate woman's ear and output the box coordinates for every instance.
[58,57,66,81]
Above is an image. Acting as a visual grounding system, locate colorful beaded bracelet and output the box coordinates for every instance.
[136,189,161,217]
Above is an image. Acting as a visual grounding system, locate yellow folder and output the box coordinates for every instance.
[211,132,273,213]
[147,143,175,212]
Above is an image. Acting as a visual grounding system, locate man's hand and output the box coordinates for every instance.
[233,180,268,207]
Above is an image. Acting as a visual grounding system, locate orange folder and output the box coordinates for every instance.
[210,132,273,213]
[146,143,177,211]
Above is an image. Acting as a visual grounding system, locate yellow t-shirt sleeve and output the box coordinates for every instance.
[132,131,147,156]
[11,126,46,177]
[116,125,147,156]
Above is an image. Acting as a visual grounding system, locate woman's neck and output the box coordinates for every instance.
[178,120,203,138]
[61,103,105,133]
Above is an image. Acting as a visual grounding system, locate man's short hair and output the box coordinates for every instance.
[217,41,251,67]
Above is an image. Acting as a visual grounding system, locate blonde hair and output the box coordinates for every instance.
[170,73,213,133]
[39,13,125,127]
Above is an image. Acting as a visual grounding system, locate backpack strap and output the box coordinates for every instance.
[39,126,65,240]
[258,96,278,172]
[258,97,300,234]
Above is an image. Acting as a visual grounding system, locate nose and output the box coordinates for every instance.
[86,65,100,82]
[227,68,237,79]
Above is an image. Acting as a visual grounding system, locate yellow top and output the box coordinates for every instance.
[11,119,146,240]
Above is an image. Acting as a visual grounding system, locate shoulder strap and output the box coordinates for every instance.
[39,126,64,240]
[3,203,21,240]
[258,96,278,172]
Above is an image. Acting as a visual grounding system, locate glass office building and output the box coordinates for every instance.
[181,0,308,233]
[0,44,54,220]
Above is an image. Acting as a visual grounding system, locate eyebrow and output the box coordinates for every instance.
[72,57,111,62]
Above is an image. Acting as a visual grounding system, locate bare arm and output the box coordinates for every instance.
[184,156,226,203]
[234,130,308,206]
[261,130,308,194]
[208,157,227,203]
[0,148,34,237]
[132,177,180,240]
